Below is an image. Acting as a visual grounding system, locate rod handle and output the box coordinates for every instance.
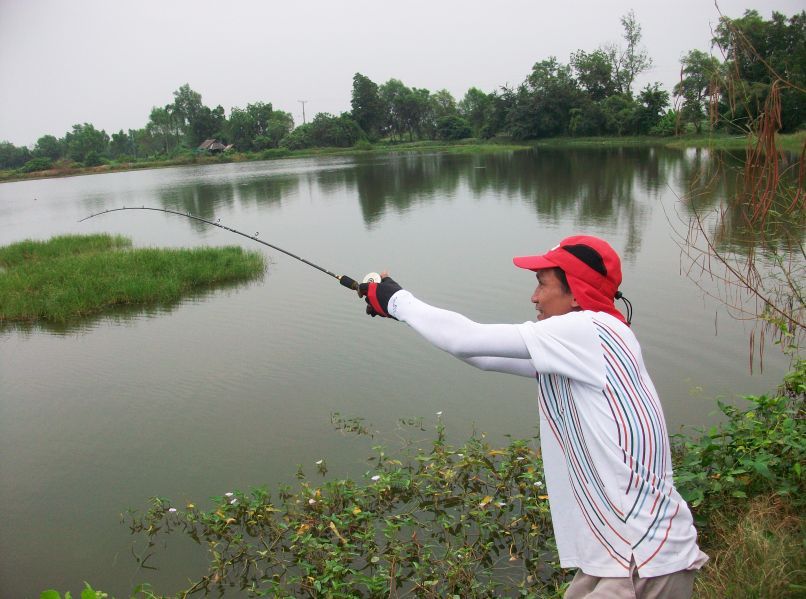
[339,275,359,291]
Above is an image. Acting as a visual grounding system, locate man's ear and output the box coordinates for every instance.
[570,296,580,308]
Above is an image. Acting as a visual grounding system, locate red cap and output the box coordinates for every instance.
[513,235,626,324]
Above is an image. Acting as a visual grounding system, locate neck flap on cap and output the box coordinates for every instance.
[514,235,628,325]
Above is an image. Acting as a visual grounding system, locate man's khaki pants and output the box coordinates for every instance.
[564,561,697,599]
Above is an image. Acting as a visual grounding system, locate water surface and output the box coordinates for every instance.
[0,148,790,596]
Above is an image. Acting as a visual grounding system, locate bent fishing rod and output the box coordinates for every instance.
[79,206,380,292]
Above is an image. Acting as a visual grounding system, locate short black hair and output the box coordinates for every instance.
[551,267,571,294]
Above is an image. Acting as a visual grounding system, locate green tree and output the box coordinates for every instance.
[458,87,491,137]
[227,102,293,151]
[571,49,617,101]
[479,88,515,138]
[146,106,180,154]
[507,57,580,139]
[109,129,136,159]
[63,123,109,163]
[674,50,722,133]
[634,83,669,134]
[604,10,653,97]
[351,73,385,140]
[379,79,410,140]
[33,134,63,160]
[0,141,31,169]
[171,83,204,143]
[279,123,312,150]
[430,89,457,119]
[436,115,472,140]
[310,113,364,147]
[714,9,805,132]
[188,105,226,146]
[569,101,608,136]
[280,113,362,149]
[404,87,434,139]
[601,94,637,135]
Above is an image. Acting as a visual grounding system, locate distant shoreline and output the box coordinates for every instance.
[1,133,802,184]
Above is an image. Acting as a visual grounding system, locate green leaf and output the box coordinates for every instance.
[753,460,773,479]
[39,592,61,599]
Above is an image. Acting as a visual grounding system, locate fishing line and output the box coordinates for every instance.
[79,206,376,291]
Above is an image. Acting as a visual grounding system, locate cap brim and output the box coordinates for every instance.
[512,254,557,271]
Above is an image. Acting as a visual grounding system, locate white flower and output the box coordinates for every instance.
[315,460,323,465]
[308,498,317,505]
[371,475,381,481]
[497,502,506,508]
[516,456,525,461]
[224,492,234,497]
[168,507,177,513]
[457,453,464,458]
[533,481,543,487]
[229,498,238,505]
[435,411,443,416]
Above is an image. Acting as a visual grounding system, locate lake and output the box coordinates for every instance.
[0,147,791,597]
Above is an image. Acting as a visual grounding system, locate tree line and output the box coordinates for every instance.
[1,9,802,172]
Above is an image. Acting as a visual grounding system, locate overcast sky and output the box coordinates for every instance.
[1,0,802,147]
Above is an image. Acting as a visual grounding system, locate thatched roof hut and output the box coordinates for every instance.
[198,139,228,153]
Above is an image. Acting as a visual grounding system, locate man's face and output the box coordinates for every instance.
[531,269,578,320]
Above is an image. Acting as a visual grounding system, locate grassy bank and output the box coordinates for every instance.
[0,234,265,323]
[10,131,804,185]
[0,140,531,184]
[535,131,805,153]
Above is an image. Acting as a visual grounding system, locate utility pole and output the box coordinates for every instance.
[298,100,308,124]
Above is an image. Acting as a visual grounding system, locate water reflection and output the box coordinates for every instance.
[675,148,804,254]
[157,175,300,231]
[306,148,687,257]
[0,278,261,336]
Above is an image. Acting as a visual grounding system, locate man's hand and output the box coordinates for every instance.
[358,275,402,318]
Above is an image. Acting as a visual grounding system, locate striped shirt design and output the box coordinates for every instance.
[536,316,682,572]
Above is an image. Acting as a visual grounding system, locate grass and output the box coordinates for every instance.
[0,234,265,323]
[694,495,805,599]
[536,131,805,153]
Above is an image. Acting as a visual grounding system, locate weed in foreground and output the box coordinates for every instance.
[693,495,805,599]
[126,424,570,598]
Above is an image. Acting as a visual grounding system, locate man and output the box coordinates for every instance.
[359,235,707,598]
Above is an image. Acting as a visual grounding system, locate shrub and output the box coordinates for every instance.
[82,151,104,167]
[436,115,473,140]
[673,360,805,533]
[650,110,679,136]
[19,157,53,173]
[260,148,291,160]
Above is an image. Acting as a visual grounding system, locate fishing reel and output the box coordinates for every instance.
[338,272,382,294]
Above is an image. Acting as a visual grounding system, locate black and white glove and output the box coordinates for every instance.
[358,276,402,318]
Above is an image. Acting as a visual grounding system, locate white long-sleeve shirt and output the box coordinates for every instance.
[388,290,704,578]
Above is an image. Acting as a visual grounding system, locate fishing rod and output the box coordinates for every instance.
[79,206,380,292]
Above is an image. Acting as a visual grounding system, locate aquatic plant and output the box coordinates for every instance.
[0,234,265,323]
[128,422,568,597]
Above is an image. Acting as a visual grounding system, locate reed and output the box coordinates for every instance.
[0,234,265,323]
